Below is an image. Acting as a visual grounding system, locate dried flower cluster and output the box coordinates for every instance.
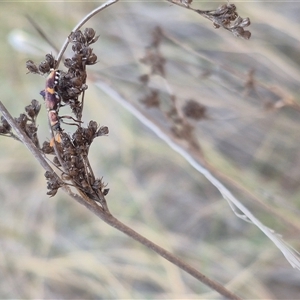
[26,28,99,119]
[139,27,207,148]
[139,27,166,77]
[0,99,41,147]
[0,116,12,135]
[42,123,109,199]
[197,4,251,39]
[182,99,207,121]
[168,1,251,39]
[25,28,109,206]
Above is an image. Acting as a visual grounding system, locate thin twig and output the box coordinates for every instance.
[95,213,243,300]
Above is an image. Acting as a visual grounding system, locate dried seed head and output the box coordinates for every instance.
[229,16,251,39]
[232,26,251,40]
[26,60,39,74]
[196,3,251,39]
[84,28,96,41]
[96,126,109,137]
[31,99,41,115]
[42,141,55,154]
[45,171,64,197]
[0,126,8,134]
[26,27,109,204]
[0,116,12,134]
[182,100,207,120]
[53,156,61,166]
[45,53,57,68]
[140,48,166,76]
[139,74,149,84]
[151,26,163,48]
[39,61,51,74]
[72,42,84,53]
[140,89,160,108]
[1,116,11,131]
[84,28,100,45]
[25,99,41,119]
[64,58,75,69]
[15,113,28,129]
[70,30,86,45]
[103,188,109,196]
[86,53,97,65]
[88,120,98,134]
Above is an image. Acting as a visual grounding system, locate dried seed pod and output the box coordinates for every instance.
[53,156,61,166]
[0,126,9,134]
[96,126,109,137]
[45,53,57,69]
[68,167,79,177]
[103,188,109,196]
[72,42,83,54]
[195,3,251,39]
[64,58,75,69]
[1,116,11,132]
[139,74,149,84]
[80,179,90,189]
[38,61,51,74]
[140,47,166,77]
[88,120,98,133]
[84,28,95,42]
[16,114,28,129]
[42,141,55,154]
[45,171,63,197]
[26,60,39,74]
[25,102,38,119]
[71,30,86,44]
[86,53,97,65]
[31,99,41,116]
[151,26,163,48]
[182,99,207,121]
[140,89,160,108]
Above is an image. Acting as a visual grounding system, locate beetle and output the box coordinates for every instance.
[40,69,63,145]
[40,69,62,130]
[40,69,61,111]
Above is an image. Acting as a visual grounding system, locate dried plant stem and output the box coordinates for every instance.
[96,213,243,300]
[0,100,242,299]
[73,204,242,299]
[62,194,242,300]
[165,0,198,12]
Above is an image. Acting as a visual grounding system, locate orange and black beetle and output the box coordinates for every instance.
[40,69,61,129]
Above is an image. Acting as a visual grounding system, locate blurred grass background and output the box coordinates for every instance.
[1,1,300,299]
